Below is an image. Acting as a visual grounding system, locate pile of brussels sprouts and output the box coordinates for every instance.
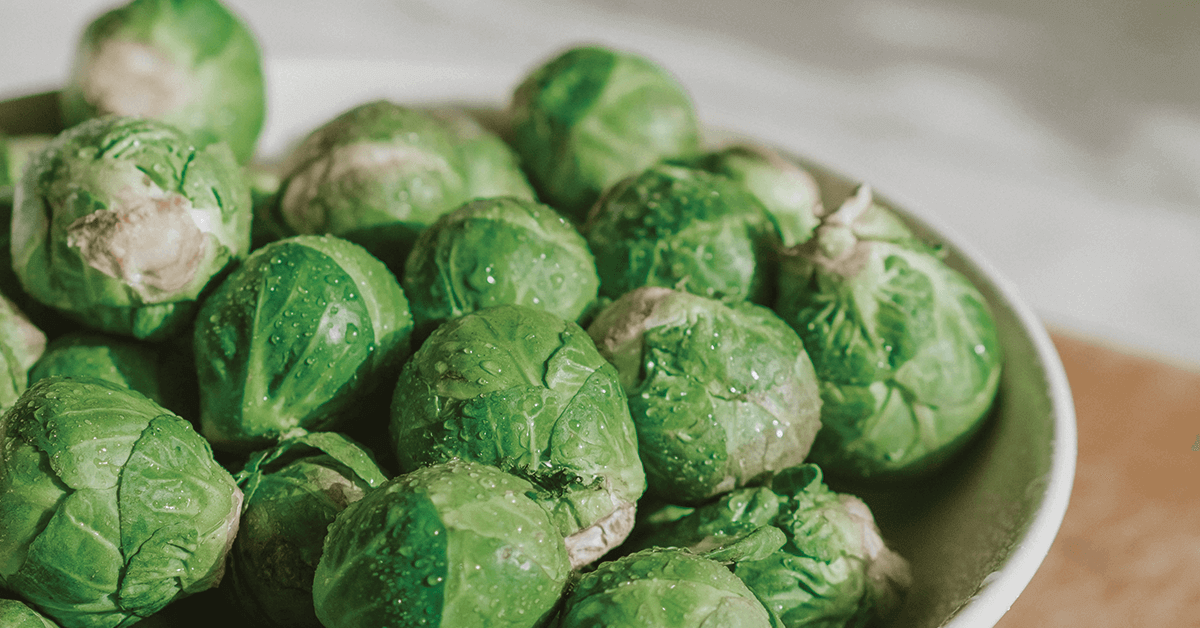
[0,1,1004,627]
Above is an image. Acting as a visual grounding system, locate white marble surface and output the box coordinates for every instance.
[3,0,1199,367]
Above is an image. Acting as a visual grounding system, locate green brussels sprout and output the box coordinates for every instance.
[0,598,60,628]
[402,196,600,336]
[0,377,243,628]
[588,286,822,504]
[421,107,537,202]
[273,100,471,273]
[0,135,73,337]
[59,0,266,163]
[312,460,570,628]
[739,465,912,628]
[584,163,781,304]
[627,464,912,628]
[670,142,823,248]
[390,304,645,567]
[28,332,174,408]
[194,234,413,452]
[557,545,777,628]
[226,432,387,628]
[509,45,702,221]
[774,186,1003,481]
[11,115,253,340]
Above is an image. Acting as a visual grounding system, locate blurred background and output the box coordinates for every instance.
[2,0,1199,368]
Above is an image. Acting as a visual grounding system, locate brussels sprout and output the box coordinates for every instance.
[739,466,912,627]
[627,464,911,628]
[0,135,73,337]
[10,115,253,340]
[509,45,702,221]
[421,107,537,202]
[775,186,1003,481]
[312,460,570,628]
[0,598,60,628]
[0,377,242,628]
[273,100,470,273]
[390,304,644,567]
[670,143,823,248]
[588,287,822,504]
[584,163,781,304]
[194,234,413,451]
[226,432,387,628]
[557,544,778,628]
[403,196,600,336]
[27,331,194,416]
[59,0,266,163]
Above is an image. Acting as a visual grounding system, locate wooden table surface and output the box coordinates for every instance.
[995,332,1200,627]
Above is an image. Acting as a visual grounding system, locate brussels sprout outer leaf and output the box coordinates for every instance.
[510,45,702,221]
[625,485,782,556]
[703,525,788,564]
[584,163,781,304]
[236,431,387,494]
[391,305,644,567]
[0,599,60,628]
[11,116,252,340]
[588,287,822,503]
[402,196,599,334]
[60,0,266,163]
[558,548,774,628]
[313,461,570,628]
[0,377,242,628]
[195,235,412,451]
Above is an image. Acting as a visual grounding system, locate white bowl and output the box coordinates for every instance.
[0,87,1075,628]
